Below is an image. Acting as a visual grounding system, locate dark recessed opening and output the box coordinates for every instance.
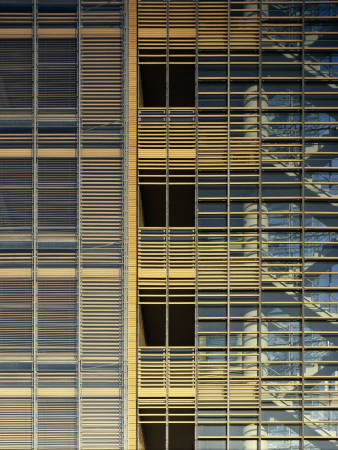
[169,64,195,107]
[140,304,165,346]
[140,185,166,227]
[139,63,195,108]
[141,423,165,450]
[139,64,166,107]
[169,423,194,450]
[169,185,195,227]
[169,304,194,346]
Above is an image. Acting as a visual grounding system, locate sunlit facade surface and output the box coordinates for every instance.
[136,1,338,449]
[0,0,338,449]
[0,0,126,449]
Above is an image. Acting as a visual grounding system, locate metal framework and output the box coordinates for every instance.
[0,0,337,449]
[0,0,125,449]
[136,1,338,449]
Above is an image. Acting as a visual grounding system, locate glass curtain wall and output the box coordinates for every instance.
[136,1,338,449]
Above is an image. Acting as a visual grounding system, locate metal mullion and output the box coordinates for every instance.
[76,1,82,448]
[32,0,38,448]
[165,1,170,447]
[258,0,263,448]
[301,2,306,447]
[226,1,231,447]
[123,0,130,447]
[194,0,199,447]
[130,0,138,446]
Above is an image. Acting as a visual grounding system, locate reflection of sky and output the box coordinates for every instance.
[267,3,338,17]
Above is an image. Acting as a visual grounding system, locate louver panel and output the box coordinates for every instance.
[0,0,126,447]
[38,189,77,231]
[0,280,32,358]
[0,39,32,113]
[81,398,122,449]
[0,189,32,231]
[81,1,123,157]
[38,120,77,157]
[0,159,32,232]
[37,396,77,449]
[38,158,77,232]
[38,39,77,113]
[0,120,32,157]
[38,158,77,186]
[79,2,125,448]
[0,158,32,185]
[0,396,32,450]
[38,279,77,357]
[81,158,123,267]
[81,278,123,360]
[81,33,123,156]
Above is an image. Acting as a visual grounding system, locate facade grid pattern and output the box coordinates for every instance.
[136,1,338,449]
[0,0,125,449]
[0,0,337,449]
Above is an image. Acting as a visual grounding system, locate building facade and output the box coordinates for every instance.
[0,0,337,449]
[0,0,126,448]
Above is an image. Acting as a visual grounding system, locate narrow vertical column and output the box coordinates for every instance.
[165,2,170,448]
[32,0,38,448]
[194,1,199,447]
[128,0,138,447]
[300,2,305,447]
[76,1,82,448]
[123,2,130,448]
[257,2,264,448]
[235,3,261,449]
[226,1,231,447]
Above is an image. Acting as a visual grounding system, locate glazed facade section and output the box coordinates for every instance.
[0,0,126,449]
[136,1,338,449]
